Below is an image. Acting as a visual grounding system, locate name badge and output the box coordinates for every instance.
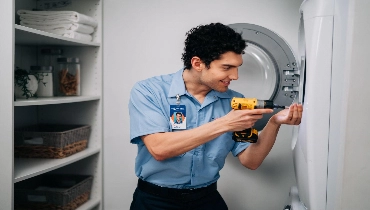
[170,105,186,129]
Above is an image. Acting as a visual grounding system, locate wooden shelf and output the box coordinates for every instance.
[15,24,100,47]
[14,95,101,106]
[14,147,100,183]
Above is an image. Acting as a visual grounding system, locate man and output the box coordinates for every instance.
[129,22,303,210]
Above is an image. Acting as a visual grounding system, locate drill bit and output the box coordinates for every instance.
[273,104,289,109]
[273,93,298,109]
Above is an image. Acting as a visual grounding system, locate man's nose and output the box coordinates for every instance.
[229,68,239,80]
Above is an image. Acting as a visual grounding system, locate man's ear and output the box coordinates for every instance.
[190,56,205,72]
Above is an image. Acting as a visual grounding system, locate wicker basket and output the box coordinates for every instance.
[15,124,91,159]
[15,174,93,210]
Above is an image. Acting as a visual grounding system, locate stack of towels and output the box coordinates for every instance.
[17,10,98,42]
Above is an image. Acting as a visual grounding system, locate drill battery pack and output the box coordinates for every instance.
[232,128,258,143]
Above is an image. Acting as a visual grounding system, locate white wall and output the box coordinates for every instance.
[103,0,302,209]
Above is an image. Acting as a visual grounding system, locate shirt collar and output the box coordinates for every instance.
[168,68,187,98]
[167,68,233,99]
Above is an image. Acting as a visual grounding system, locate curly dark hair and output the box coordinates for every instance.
[181,23,246,69]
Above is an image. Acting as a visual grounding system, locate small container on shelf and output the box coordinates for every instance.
[30,66,54,97]
[14,70,39,99]
[14,124,91,159]
[57,57,80,96]
[15,174,93,210]
[39,48,63,67]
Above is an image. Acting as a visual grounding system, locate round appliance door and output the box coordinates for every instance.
[228,23,299,131]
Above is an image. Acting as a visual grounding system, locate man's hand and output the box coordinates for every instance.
[223,108,274,132]
[270,103,303,125]
[237,103,303,169]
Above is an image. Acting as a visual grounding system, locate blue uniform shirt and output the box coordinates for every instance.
[129,68,250,189]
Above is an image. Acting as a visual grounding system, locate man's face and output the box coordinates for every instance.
[176,114,182,121]
[199,51,243,92]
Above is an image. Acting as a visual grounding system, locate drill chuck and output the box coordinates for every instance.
[261,100,288,109]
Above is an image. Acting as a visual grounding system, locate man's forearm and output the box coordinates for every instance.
[238,118,281,170]
[142,117,230,161]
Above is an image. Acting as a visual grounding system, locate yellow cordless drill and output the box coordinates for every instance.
[231,97,286,143]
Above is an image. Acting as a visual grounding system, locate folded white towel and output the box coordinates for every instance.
[39,29,69,35]
[17,10,98,28]
[20,21,95,34]
[19,15,98,28]
[20,19,84,26]
[62,31,93,42]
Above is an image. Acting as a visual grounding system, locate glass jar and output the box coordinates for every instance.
[39,48,63,67]
[57,57,80,96]
[30,66,54,97]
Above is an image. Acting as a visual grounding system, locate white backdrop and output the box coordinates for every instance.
[103,0,302,209]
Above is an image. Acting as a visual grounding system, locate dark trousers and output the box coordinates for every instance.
[130,180,228,210]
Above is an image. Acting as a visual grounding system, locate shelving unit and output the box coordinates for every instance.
[14,147,100,183]
[15,24,101,47]
[0,0,103,209]
[14,96,101,106]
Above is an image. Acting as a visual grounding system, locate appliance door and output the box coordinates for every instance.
[291,4,334,210]
[228,23,299,131]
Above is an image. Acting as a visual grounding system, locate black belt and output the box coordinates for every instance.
[137,179,217,201]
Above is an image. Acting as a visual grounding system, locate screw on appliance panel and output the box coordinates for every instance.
[287,64,290,67]
[292,62,296,66]
[256,31,259,34]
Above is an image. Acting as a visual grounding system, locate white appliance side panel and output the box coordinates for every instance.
[326,0,352,209]
[293,16,333,210]
[335,0,370,209]
[300,0,335,19]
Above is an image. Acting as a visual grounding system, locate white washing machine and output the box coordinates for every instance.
[230,0,365,209]
[289,0,335,209]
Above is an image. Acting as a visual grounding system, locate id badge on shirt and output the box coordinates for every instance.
[170,105,186,129]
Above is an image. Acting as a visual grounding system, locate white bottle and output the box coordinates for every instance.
[30,66,54,97]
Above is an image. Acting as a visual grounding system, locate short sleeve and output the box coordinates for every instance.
[231,141,250,157]
[129,82,170,144]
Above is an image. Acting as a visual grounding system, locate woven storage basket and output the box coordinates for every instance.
[15,174,93,210]
[15,124,91,159]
